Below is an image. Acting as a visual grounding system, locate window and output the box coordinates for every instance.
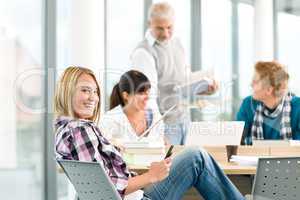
[56,0,105,199]
[276,0,300,95]
[201,0,232,120]
[105,0,144,109]
[238,1,254,98]
[0,0,43,199]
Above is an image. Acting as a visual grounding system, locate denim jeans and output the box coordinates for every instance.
[143,147,244,200]
[164,121,189,145]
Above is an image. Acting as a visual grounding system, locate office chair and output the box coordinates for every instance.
[57,159,122,200]
[248,157,300,200]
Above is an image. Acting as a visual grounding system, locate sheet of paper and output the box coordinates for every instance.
[252,140,290,146]
[289,140,300,146]
[230,155,259,166]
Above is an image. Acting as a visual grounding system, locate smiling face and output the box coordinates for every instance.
[72,73,99,120]
[149,17,174,43]
[123,89,150,111]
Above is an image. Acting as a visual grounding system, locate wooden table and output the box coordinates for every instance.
[128,146,257,199]
[58,145,300,200]
[220,162,256,175]
[129,162,256,175]
[128,145,257,175]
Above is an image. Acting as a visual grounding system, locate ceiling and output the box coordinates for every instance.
[276,0,300,16]
[238,0,300,16]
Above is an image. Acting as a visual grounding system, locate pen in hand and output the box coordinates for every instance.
[164,145,174,159]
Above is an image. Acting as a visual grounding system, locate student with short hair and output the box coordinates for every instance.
[237,61,300,145]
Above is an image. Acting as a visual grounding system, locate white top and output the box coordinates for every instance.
[99,105,165,143]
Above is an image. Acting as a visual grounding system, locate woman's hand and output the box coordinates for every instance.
[125,158,172,195]
[146,158,172,183]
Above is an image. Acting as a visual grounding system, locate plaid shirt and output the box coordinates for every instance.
[251,93,292,144]
[55,116,131,198]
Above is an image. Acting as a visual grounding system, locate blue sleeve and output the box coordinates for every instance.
[236,97,254,145]
[146,108,154,129]
[291,97,300,140]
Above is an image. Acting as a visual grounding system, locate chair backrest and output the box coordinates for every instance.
[252,157,300,200]
[57,159,122,200]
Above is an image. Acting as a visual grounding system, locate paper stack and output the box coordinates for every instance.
[289,140,300,146]
[252,140,289,146]
[123,141,165,166]
[230,155,259,166]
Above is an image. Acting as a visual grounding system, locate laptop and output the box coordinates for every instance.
[186,121,245,146]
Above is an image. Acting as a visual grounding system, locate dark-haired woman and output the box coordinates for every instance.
[98,70,244,199]
[100,70,164,144]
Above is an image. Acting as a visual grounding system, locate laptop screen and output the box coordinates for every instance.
[185,121,245,146]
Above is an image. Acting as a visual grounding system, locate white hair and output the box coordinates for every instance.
[148,2,175,21]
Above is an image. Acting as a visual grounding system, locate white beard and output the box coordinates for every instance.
[157,39,170,46]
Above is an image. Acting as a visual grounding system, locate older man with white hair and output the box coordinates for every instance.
[131,2,217,144]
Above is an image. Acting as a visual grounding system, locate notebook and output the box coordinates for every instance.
[186,121,245,146]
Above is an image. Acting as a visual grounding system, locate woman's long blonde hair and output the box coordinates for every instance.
[54,66,101,123]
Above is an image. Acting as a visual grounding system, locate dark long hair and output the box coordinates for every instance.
[110,70,151,109]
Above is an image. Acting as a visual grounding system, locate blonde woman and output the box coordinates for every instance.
[54,66,243,200]
[237,61,300,145]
